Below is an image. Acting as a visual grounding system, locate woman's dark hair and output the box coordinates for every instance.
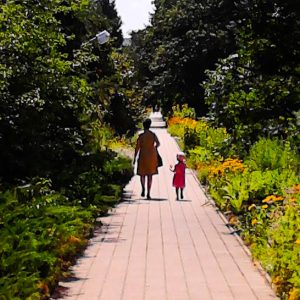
[143,118,152,130]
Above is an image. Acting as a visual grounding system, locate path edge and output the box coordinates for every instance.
[190,169,275,290]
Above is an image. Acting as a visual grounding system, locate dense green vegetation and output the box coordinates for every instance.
[131,0,300,150]
[1,0,300,298]
[0,0,141,298]
[167,106,300,299]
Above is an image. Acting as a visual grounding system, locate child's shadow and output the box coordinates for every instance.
[176,199,192,202]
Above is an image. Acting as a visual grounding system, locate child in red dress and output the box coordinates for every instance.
[170,152,186,200]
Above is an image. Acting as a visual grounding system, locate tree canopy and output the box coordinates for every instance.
[130,0,300,147]
[0,0,142,182]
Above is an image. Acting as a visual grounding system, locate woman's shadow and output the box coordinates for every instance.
[140,197,168,201]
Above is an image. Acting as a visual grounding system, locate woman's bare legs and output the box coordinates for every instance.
[140,176,145,197]
[146,175,153,199]
[140,175,153,199]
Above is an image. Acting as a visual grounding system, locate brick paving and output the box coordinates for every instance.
[56,113,278,300]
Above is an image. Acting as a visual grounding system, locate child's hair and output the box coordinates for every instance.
[177,151,185,162]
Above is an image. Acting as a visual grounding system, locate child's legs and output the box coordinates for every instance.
[180,188,184,198]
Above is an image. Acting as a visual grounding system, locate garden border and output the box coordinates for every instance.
[171,132,275,292]
[190,169,275,290]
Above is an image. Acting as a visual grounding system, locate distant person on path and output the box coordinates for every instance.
[134,118,161,199]
[170,152,186,200]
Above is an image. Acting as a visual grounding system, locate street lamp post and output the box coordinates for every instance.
[82,30,110,46]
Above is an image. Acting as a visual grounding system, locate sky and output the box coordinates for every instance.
[115,0,155,38]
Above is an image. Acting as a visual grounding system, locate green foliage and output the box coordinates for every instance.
[171,104,196,119]
[168,124,185,140]
[171,113,300,296]
[204,53,300,152]
[264,205,300,297]
[0,150,133,299]
[188,146,216,165]
[246,138,299,172]
[0,186,95,299]
[0,1,137,299]
[209,169,299,212]
[183,120,232,162]
[203,1,300,149]
[245,200,300,299]
[196,166,210,185]
[102,50,144,136]
[130,0,240,113]
[0,0,130,181]
[185,125,232,155]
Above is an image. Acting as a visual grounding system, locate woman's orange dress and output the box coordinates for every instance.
[135,130,159,176]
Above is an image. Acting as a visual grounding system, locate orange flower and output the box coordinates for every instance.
[289,288,300,300]
[251,219,258,225]
[292,184,300,194]
[262,195,284,203]
[68,235,82,244]
[209,158,245,177]
[37,281,49,295]
[168,117,197,129]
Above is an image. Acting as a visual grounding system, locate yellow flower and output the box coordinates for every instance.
[293,184,300,194]
[274,196,284,202]
[208,158,245,178]
[262,195,284,203]
[262,196,272,203]
[248,204,256,211]
[295,240,300,245]
[251,219,258,225]
[262,204,268,209]
[289,288,300,300]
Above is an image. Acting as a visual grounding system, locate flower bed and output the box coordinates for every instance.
[167,111,300,300]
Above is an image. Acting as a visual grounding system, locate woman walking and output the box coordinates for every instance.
[133,118,160,199]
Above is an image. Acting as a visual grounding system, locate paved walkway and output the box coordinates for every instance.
[57,113,277,300]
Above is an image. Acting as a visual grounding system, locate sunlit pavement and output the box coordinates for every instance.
[56,112,278,300]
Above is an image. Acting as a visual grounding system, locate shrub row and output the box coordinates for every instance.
[167,107,300,300]
[0,152,133,300]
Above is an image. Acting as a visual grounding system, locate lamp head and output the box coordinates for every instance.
[96,30,110,45]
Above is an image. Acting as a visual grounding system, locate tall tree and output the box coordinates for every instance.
[204,0,300,149]
[131,0,241,113]
[0,0,125,181]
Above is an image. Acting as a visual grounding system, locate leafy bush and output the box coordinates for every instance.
[0,187,97,299]
[167,116,198,139]
[171,104,196,119]
[188,146,216,166]
[245,192,300,299]
[168,105,300,297]
[209,165,299,214]
[246,138,299,172]
[0,150,133,299]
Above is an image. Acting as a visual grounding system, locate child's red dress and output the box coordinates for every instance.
[172,162,186,188]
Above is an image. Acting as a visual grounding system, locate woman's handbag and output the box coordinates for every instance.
[157,148,163,167]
